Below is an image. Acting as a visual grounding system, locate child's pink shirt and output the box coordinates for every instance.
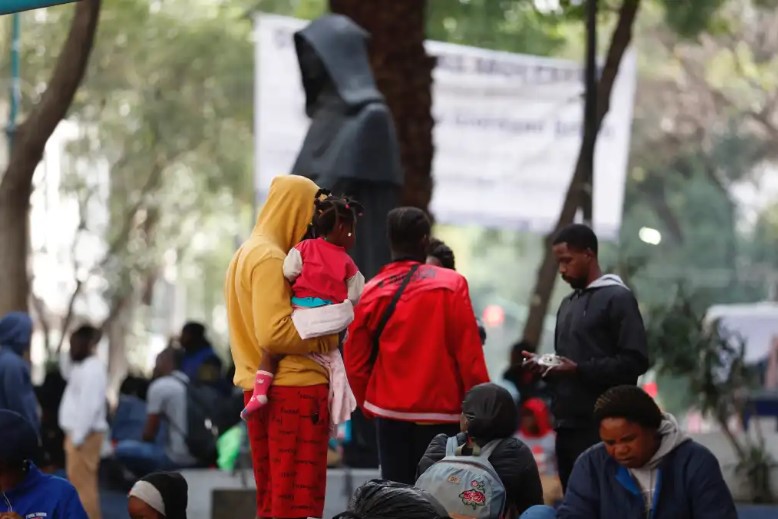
[283,238,364,304]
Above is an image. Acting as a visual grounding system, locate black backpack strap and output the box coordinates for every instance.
[370,264,420,365]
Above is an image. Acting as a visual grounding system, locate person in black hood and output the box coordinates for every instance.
[417,383,543,517]
[127,471,188,519]
[522,223,649,491]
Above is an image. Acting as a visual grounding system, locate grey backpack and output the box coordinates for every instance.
[415,436,507,519]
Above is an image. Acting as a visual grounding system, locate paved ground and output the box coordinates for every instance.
[99,468,778,519]
[100,468,382,519]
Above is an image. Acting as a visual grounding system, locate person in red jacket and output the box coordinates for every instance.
[343,206,490,484]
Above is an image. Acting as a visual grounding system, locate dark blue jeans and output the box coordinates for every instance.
[114,440,177,477]
[520,505,556,519]
[375,418,459,485]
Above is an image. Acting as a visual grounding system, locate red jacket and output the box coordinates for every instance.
[344,261,489,423]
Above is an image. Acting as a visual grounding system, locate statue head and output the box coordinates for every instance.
[294,15,383,117]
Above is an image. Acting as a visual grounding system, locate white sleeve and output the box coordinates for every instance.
[347,271,365,304]
[283,248,304,282]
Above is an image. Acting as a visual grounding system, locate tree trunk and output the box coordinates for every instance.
[521,0,641,349]
[0,0,101,315]
[104,292,134,397]
[329,0,435,212]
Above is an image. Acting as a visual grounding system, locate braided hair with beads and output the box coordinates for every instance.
[312,189,364,241]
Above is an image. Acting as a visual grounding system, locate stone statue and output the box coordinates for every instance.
[293,14,403,281]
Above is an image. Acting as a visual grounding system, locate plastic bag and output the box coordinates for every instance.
[216,423,244,471]
[333,479,448,519]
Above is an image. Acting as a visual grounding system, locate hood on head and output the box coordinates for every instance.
[587,274,630,290]
[0,409,40,463]
[254,175,320,252]
[294,14,383,116]
[645,412,688,469]
[135,471,188,519]
[521,398,553,438]
[463,383,519,443]
[0,312,32,356]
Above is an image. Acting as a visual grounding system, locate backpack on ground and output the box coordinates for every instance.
[173,375,221,465]
[415,436,507,519]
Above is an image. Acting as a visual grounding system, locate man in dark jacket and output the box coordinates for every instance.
[417,383,543,517]
[523,224,649,490]
[0,312,39,430]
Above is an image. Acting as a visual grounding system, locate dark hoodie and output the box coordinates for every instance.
[0,312,39,430]
[417,383,543,515]
[552,275,649,428]
[559,413,737,519]
[0,410,87,518]
[129,471,188,519]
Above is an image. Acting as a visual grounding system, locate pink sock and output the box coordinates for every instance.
[241,370,274,421]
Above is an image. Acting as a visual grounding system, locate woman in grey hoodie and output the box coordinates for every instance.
[520,385,737,519]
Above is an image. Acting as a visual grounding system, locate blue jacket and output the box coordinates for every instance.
[0,463,88,518]
[0,347,39,431]
[558,440,737,519]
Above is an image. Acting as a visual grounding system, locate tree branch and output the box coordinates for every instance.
[2,0,101,196]
[29,289,52,355]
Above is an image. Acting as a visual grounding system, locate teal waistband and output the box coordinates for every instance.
[291,296,332,308]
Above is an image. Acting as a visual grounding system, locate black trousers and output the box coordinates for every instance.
[376,418,460,485]
[555,425,601,491]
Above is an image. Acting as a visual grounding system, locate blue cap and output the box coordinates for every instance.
[0,409,40,462]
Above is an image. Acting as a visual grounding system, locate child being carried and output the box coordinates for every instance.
[241,190,365,428]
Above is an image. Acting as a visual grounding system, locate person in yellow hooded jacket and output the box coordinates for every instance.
[225,175,339,519]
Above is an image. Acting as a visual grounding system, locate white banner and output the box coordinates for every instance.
[254,14,637,239]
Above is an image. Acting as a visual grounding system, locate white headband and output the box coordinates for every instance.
[129,480,166,516]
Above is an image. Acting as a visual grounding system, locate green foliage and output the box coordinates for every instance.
[6,0,256,335]
[648,288,775,502]
[426,0,568,55]
[647,287,753,412]
[659,0,729,38]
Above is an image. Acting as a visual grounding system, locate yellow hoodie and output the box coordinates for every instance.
[225,175,337,390]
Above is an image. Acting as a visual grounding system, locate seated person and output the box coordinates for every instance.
[0,410,88,518]
[128,471,188,519]
[115,348,197,477]
[112,375,153,444]
[529,385,738,519]
[417,383,543,517]
[333,479,448,519]
[178,322,225,393]
[516,398,561,505]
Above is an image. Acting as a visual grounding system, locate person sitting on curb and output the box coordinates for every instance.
[519,385,737,519]
[127,471,188,519]
[0,409,88,519]
[417,382,543,517]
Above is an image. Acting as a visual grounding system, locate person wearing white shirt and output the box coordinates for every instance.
[58,325,107,519]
